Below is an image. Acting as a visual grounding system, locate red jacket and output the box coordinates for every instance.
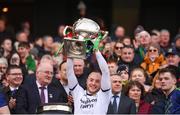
[138,100,152,114]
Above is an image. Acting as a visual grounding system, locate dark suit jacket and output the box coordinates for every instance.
[15,76,67,114]
[107,93,136,114]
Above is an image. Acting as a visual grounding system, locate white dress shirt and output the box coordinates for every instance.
[110,93,121,109]
[36,81,48,103]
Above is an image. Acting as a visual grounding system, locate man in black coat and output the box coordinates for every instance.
[3,65,23,113]
[15,62,67,114]
[107,74,136,114]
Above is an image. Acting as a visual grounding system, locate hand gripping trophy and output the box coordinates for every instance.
[56,18,108,59]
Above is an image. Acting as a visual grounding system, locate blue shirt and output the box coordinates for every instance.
[0,92,7,107]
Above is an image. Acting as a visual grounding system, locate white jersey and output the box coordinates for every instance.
[67,51,111,114]
[71,84,111,114]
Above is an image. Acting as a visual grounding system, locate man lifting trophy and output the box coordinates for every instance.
[63,18,108,59]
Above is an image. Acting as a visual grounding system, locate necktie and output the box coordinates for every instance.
[113,95,118,113]
[11,89,17,97]
[39,87,46,104]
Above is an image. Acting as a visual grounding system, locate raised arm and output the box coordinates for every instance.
[67,58,78,90]
[95,50,111,91]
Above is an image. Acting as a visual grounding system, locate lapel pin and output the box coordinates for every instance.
[49,94,53,98]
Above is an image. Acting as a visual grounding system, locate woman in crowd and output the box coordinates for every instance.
[144,74,165,105]
[141,43,167,77]
[124,80,152,114]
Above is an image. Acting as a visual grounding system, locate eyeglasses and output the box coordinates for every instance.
[148,49,158,52]
[8,73,23,76]
[0,66,7,70]
[40,71,53,76]
[115,46,123,50]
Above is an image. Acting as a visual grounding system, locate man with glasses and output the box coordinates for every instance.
[15,62,67,113]
[3,65,23,113]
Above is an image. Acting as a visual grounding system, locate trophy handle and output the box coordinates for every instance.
[63,26,73,37]
[100,31,109,40]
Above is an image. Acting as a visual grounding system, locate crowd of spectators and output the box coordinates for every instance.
[0,14,179,114]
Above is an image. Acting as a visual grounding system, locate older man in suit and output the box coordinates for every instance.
[107,74,136,114]
[15,62,67,114]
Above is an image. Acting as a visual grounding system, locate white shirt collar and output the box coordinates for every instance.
[36,80,48,89]
[111,92,121,98]
[9,86,18,91]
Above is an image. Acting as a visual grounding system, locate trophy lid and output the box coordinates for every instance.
[73,18,100,34]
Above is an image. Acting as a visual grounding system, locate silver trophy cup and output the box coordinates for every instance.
[63,18,108,59]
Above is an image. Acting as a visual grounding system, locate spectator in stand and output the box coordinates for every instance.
[54,25,65,43]
[0,15,14,43]
[9,52,21,66]
[151,67,180,114]
[3,65,23,113]
[144,73,166,105]
[1,37,13,59]
[15,61,67,113]
[102,42,114,61]
[165,47,180,68]
[107,59,118,75]
[130,67,151,92]
[32,36,44,58]
[165,48,180,86]
[17,42,36,76]
[122,36,132,46]
[159,29,171,55]
[73,58,90,89]
[107,74,136,114]
[150,30,160,44]
[124,81,152,114]
[117,64,129,85]
[138,30,151,50]
[141,43,167,76]
[0,57,8,88]
[57,61,69,96]
[118,45,138,73]
[174,34,180,54]
[113,26,125,41]
[20,21,31,38]
[14,31,28,51]
[132,26,145,65]
[57,61,73,108]
[113,40,124,62]
[42,35,54,55]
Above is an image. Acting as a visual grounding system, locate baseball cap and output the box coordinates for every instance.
[166,47,180,56]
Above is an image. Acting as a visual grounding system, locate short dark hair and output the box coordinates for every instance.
[6,65,21,75]
[18,42,30,48]
[89,69,102,76]
[124,80,145,99]
[59,60,67,71]
[122,44,135,51]
[158,67,177,79]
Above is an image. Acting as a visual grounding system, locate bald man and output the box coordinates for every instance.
[15,62,67,114]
